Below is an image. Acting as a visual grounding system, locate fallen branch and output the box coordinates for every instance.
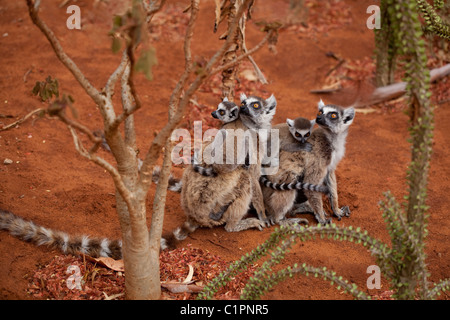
[311,63,450,107]
[0,108,44,131]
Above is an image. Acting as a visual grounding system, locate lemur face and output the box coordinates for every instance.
[316,100,355,134]
[239,93,277,128]
[211,97,239,124]
[286,117,315,144]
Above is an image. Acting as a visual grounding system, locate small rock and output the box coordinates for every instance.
[3,158,13,165]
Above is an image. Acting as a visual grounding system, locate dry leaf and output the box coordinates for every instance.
[214,0,221,32]
[161,283,203,294]
[85,256,125,272]
[183,264,194,284]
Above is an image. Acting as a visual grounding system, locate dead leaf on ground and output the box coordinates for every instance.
[85,256,125,272]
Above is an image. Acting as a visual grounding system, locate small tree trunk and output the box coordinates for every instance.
[106,129,158,299]
[222,0,240,101]
[116,195,157,299]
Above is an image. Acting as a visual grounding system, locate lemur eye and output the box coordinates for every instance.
[253,103,260,109]
[331,113,337,119]
[295,132,300,137]
[305,132,310,137]
[219,110,225,116]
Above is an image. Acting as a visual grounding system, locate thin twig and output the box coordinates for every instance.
[68,126,135,210]
[240,12,268,84]
[105,50,129,100]
[144,0,167,23]
[211,30,273,75]
[139,0,259,189]
[26,0,104,108]
[120,63,138,150]
[167,0,198,119]
[0,108,44,132]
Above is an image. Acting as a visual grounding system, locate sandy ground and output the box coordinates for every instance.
[0,0,448,299]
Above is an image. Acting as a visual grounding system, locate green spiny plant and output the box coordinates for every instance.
[199,0,449,300]
[375,0,449,87]
[417,0,450,40]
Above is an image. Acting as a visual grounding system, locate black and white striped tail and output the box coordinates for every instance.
[193,164,217,177]
[260,176,328,193]
[0,209,123,259]
[0,209,170,259]
[151,166,183,193]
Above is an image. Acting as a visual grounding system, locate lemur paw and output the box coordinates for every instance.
[334,206,351,220]
[341,206,351,217]
[279,218,309,227]
[315,214,332,225]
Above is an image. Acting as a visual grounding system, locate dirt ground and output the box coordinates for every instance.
[0,0,448,300]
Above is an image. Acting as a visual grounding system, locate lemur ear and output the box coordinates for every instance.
[310,119,316,127]
[240,92,248,102]
[286,118,294,127]
[318,99,325,109]
[223,96,229,102]
[230,106,239,118]
[266,94,277,112]
[343,107,355,125]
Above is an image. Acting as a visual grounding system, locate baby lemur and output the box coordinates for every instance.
[166,94,277,246]
[259,116,327,193]
[262,100,355,225]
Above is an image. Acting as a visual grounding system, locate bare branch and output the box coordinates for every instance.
[105,50,130,100]
[139,0,254,189]
[108,34,141,138]
[56,111,101,150]
[0,108,44,132]
[143,0,167,23]
[120,63,138,151]
[211,30,273,75]
[26,0,104,108]
[167,0,199,119]
[240,19,268,84]
[68,126,135,210]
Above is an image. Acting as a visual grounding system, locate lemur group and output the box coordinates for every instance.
[161,93,355,250]
[0,93,355,260]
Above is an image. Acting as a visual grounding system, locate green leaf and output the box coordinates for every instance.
[134,47,158,80]
[111,37,122,54]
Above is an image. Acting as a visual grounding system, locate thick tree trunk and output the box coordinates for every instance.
[107,128,158,299]
[222,0,240,101]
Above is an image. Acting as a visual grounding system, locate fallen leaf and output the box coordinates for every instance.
[85,256,124,272]
[182,264,194,284]
[161,283,203,294]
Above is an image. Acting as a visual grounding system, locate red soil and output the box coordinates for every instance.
[0,0,448,300]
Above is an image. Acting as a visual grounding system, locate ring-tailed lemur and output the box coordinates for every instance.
[259,116,328,193]
[208,115,326,222]
[192,97,242,177]
[164,94,277,247]
[262,100,355,225]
